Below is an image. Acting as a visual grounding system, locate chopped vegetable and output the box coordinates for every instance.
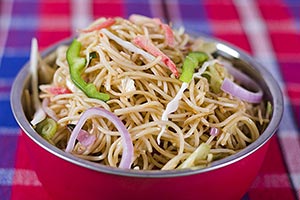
[210,64,223,93]
[31,107,47,127]
[47,86,71,95]
[81,18,116,33]
[157,82,189,144]
[67,39,110,101]
[30,38,46,126]
[129,14,175,47]
[35,117,57,141]
[157,52,208,144]
[65,107,134,169]
[179,143,211,169]
[102,28,177,77]
[133,35,179,78]
[89,51,98,60]
[121,77,136,93]
[209,127,220,136]
[266,101,272,119]
[202,62,223,93]
[77,130,96,147]
[221,60,263,103]
[221,77,263,103]
[222,60,255,88]
[87,51,99,66]
[193,60,219,79]
[67,124,96,148]
[66,78,81,93]
[101,29,155,62]
[153,18,175,47]
[179,52,208,83]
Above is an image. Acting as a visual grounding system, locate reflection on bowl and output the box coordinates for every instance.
[11,35,283,200]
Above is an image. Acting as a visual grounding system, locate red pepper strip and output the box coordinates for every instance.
[153,18,175,47]
[47,86,72,95]
[129,15,175,47]
[133,35,179,78]
[81,18,116,33]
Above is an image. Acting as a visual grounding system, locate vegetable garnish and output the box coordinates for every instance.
[221,78,263,103]
[129,14,175,47]
[76,130,96,148]
[221,61,263,103]
[157,52,209,144]
[67,39,110,101]
[193,60,219,79]
[65,107,134,169]
[209,63,223,93]
[101,28,156,62]
[81,18,116,33]
[179,143,211,169]
[157,82,189,144]
[179,52,208,83]
[121,77,136,94]
[30,38,46,126]
[89,51,98,61]
[266,101,272,119]
[209,127,220,136]
[133,35,179,78]
[47,86,71,95]
[35,117,57,141]
[201,62,224,93]
[67,124,96,148]
[153,18,175,47]
[101,28,177,76]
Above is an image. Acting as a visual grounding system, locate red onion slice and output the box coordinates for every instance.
[222,60,254,87]
[209,127,220,136]
[77,129,96,147]
[221,77,263,103]
[221,61,263,103]
[65,107,134,169]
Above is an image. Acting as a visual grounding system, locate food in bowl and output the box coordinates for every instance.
[27,14,271,170]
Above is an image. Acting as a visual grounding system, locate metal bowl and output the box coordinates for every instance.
[11,36,283,200]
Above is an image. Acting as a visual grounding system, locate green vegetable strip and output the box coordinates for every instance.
[266,101,272,117]
[179,52,208,83]
[208,64,223,93]
[179,143,211,169]
[35,118,57,141]
[67,39,110,101]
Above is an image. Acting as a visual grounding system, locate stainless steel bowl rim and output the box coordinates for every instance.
[10,35,283,178]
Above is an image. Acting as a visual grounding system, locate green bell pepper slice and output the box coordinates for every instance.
[66,39,110,101]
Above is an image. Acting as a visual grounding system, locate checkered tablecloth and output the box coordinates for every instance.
[1,0,300,199]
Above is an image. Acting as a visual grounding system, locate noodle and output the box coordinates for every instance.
[33,15,270,170]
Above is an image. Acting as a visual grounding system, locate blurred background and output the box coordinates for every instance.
[0,0,299,199]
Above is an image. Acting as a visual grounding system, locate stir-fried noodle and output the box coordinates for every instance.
[30,15,270,170]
